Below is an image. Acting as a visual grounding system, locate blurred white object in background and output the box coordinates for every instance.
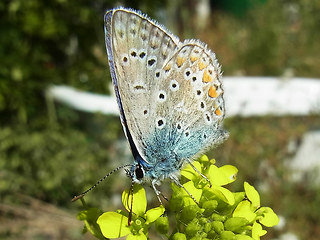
[288,130,320,184]
[46,76,320,117]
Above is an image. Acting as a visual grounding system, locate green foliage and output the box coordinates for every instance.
[169,155,278,240]
[77,155,279,240]
[0,124,121,205]
[96,184,165,240]
[77,202,105,239]
[0,0,109,125]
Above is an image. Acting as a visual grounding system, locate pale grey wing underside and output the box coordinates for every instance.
[105,8,180,159]
[150,40,227,155]
[105,8,227,163]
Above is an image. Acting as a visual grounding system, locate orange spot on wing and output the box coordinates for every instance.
[198,60,208,70]
[190,55,199,62]
[203,69,213,83]
[176,56,185,67]
[215,108,222,116]
[208,86,219,98]
[164,64,171,71]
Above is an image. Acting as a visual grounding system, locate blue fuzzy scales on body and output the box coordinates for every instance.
[139,124,220,181]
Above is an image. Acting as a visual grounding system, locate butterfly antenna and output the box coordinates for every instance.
[72,164,133,202]
[127,180,135,226]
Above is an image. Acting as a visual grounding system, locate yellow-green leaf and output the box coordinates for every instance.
[224,217,249,232]
[219,165,238,184]
[209,186,235,205]
[235,234,254,240]
[122,184,146,216]
[181,161,202,181]
[244,182,260,208]
[97,212,130,238]
[252,221,267,240]
[199,155,209,163]
[208,165,237,186]
[233,200,256,222]
[145,205,165,224]
[258,207,279,227]
[183,181,202,205]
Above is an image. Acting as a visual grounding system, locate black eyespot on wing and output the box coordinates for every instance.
[148,59,156,66]
[200,102,205,109]
[159,93,165,99]
[134,85,145,90]
[206,113,211,122]
[139,52,146,59]
[131,51,137,57]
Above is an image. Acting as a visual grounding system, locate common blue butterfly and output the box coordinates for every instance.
[72,7,228,202]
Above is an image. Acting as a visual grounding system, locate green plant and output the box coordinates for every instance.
[76,155,278,239]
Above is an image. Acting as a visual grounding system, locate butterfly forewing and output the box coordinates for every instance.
[105,8,180,161]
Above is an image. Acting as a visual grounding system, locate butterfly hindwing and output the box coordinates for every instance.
[144,41,228,170]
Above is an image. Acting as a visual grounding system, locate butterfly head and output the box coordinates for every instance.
[126,163,145,184]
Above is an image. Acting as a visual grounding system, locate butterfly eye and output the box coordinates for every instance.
[135,165,144,179]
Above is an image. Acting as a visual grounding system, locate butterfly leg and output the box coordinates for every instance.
[187,159,212,187]
[148,185,169,202]
[152,180,163,204]
[170,176,199,204]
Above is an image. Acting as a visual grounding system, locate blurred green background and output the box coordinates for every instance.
[1,0,320,239]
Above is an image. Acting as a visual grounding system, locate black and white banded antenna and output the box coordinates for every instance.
[72,164,133,202]
[127,179,135,225]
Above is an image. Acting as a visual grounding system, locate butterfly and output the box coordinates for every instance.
[72,7,228,203]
